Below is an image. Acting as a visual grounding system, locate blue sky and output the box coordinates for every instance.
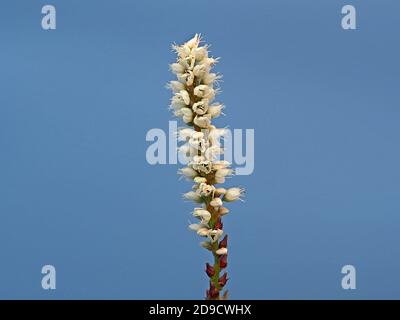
[0,0,399,299]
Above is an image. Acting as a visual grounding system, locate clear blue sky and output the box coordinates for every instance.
[0,0,399,299]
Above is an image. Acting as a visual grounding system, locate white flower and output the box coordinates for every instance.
[197,227,210,237]
[191,158,212,174]
[193,46,208,61]
[179,167,198,179]
[173,44,191,60]
[177,90,190,105]
[205,146,223,161]
[219,207,230,216]
[189,136,208,152]
[167,80,185,93]
[192,100,209,115]
[194,115,211,128]
[185,34,200,49]
[177,72,189,83]
[210,197,223,207]
[192,155,205,163]
[202,73,219,85]
[223,187,244,202]
[194,85,213,98]
[215,247,228,255]
[181,108,194,123]
[178,128,195,141]
[208,229,223,243]
[188,131,204,145]
[215,188,227,196]
[214,176,225,184]
[193,177,206,184]
[212,160,230,170]
[193,63,209,78]
[208,128,227,145]
[200,241,213,250]
[170,63,185,74]
[169,35,245,277]
[193,208,212,224]
[183,191,202,203]
[215,168,233,178]
[171,95,186,110]
[203,57,219,66]
[197,164,212,175]
[208,104,224,119]
[197,183,215,197]
[185,71,195,86]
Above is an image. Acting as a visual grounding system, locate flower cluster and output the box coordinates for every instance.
[168,34,244,300]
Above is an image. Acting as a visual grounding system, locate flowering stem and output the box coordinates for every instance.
[208,205,222,298]
[168,34,243,300]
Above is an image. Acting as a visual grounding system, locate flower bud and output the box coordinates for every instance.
[194,47,208,61]
[194,85,211,98]
[200,241,213,250]
[192,100,209,115]
[218,272,228,287]
[183,191,202,203]
[214,176,225,184]
[180,107,193,117]
[214,188,226,196]
[193,115,211,128]
[219,207,230,216]
[186,71,195,86]
[193,64,209,78]
[170,63,185,74]
[214,217,223,230]
[219,235,228,249]
[219,254,227,269]
[204,57,218,66]
[208,104,224,119]
[223,187,244,202]
[185,34,200,49]
[188,224,199,231]
[192,131,204,139]
[194,177,207,184]
[205,146,223,161]
[205,263,215,277]
[179,167,197,179]
[171,95,186,110]
[212,161,230,170]
[192,155,205,163]
[197,227,210,237]
[207,283,219,299]
[177,72,189,83]
[208,229,223,243]
[181,108,194,123]
[168,80,185,93]
[216,247,228,255]
[173,44,191,60]
[193,208,211,224]
[210,197,223,207]
[215,168,233,178]
[202,72,219,85]
[178,90,190,105]
[178,128,195,141]
[198,183,215,197]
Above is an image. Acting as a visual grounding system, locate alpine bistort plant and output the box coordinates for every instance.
[168,34,244,300]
